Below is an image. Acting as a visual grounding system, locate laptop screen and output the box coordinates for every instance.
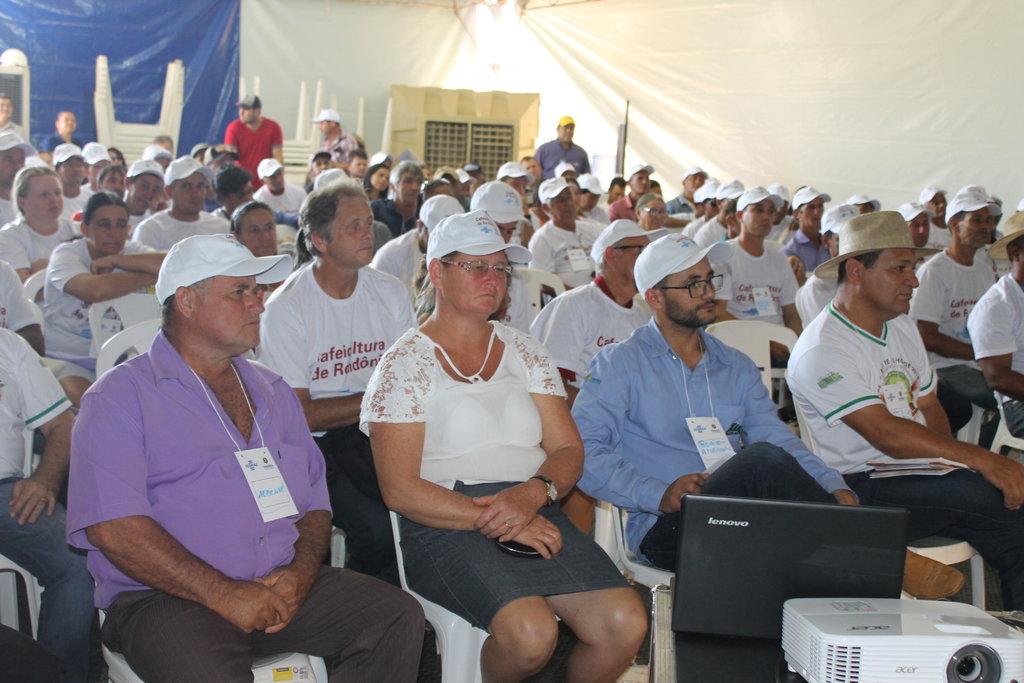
[672,495,908,639]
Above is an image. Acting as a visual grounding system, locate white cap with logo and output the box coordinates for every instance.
[497,161,528,179]
[577,173,603,195]
[945,190,1002,223]
[715,179,745,202]
[590,219,663,264]
[737,186,783,211]
[919,185,946,205]
[0,132,35,156]
[82,142,109,166]
[845,194,881,211]
[898,203,933,222]
[419,195,464,232]
[791,186,832,211]
[53,143,84,166]
[127,160,165,181]
[156,234,292,303]
[164,156,215,186]
[627,164,654,179]
[471,181,524,224]
[538,177,573,204]
[554,161,577,178]
[312,108,341,124]
[822,204,859,235]
[426,210,531,263]
[142,144,172,162]
[257,158,284,179]
[633,233,732,294]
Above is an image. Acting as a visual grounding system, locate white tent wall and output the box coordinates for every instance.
[244,0,1024,210]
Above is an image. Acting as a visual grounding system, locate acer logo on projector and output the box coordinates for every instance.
[707,516,749,527]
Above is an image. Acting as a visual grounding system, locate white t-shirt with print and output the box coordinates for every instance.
[43,239,156,361]
[967,273,1024,376]
[0,217,79,271]
[788,305,936,474]
[132,210,229,251]
[714,239,798,326]
[258,264,416,434]
[909,251,996,370]
[529,280,649,387]
[0,328,71,479]
[681,216,706,239]
[254,183,306,214]
[527,220,602,289]
[0,260,38,332]
[796,273,837,327]
[693,217,727,248]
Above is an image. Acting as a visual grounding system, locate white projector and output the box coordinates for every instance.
[782,598,1024,683]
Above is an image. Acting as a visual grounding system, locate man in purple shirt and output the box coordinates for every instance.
[535,115,591,179]
[66,234,423,681]
[781,186,833,274]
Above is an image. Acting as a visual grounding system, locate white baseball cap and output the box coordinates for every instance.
[682,166,707,181]
[369,152,393,166]
[312,108,341,124]
[577,173,603,195]
[497,161,528,179]
[919,185,946,205]
[313,168,350,191]
[142,144,172,162]
[82,142,109,166]
[845,194,881,211]
[164,156,215,186]
[419,194,464,232]
[898,202,933,222]
[715,179,745,202]
[554,161,577,178]
[737,186,783,211]
[590,219,662,264]
[24,156,47,169]
[627,164,654,179]
[634,233,733,294]
[257,158,284,179]
[426,209,531,263]
[767,183,790,204]
[822,204,859,235]
[53,143,84,166]
[156,234,292,303]
[127,160,165,181]
[470,181,523,224]
[0,132,34,156]
[791,186,831,211]
[538,177,573,204]
[694,179,720,204]
[946,190,1002,223]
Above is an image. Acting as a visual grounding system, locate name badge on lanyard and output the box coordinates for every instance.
[235,447,299,522]
[752,287,777,317]
[881,384,913,420]
[685,416,736,473]
[566,247,593,272]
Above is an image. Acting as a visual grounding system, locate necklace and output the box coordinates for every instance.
[433,326,498,383]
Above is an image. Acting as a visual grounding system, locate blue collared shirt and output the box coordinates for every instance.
[573,318,848,556]
[780,229,832,273]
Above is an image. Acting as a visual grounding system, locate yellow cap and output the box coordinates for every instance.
[557,115,575,127]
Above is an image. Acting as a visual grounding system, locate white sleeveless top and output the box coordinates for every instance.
[361,322,566,488]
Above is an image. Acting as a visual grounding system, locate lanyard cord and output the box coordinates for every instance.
[679,336,715,419]
[190,362,266,450]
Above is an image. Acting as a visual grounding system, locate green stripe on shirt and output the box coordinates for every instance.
[825,394,878,420]
[25,396,70,427]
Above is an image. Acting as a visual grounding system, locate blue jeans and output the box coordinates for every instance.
[639,442,836,570]
[846,469,1024,609]
[0,477,94,683]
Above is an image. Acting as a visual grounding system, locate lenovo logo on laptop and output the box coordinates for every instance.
[707,516,749,527]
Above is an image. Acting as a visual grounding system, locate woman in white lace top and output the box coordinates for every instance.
[361,211,646,682]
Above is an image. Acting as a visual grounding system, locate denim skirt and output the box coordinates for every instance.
[398,481,628,630]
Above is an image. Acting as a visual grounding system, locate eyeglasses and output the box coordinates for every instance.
[640,207,666,216]
[657,274,724,298]
[612,245,646,253]
[440,259,514,276]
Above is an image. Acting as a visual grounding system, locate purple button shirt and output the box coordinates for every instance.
[67,332,330,608]
[780,229,832,273]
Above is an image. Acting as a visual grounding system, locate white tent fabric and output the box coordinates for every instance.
[244,0,1024,210]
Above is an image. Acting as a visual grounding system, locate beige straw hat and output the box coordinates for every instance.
[815,210,939,279]
[989,211,1024,260]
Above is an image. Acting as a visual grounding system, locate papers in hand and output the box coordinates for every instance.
[867,458,968,479]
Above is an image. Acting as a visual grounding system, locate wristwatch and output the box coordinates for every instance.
[530,475,557,506]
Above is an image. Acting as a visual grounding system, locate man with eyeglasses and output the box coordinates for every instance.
[635,193,669,233]
[528,176,603,288]
[572,233,856,570]
[132,157,229,251]
[258,180,415,584]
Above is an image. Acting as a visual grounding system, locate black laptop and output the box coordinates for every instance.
[672,495,908,638]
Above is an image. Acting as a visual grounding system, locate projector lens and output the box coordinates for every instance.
[947,644,1002,682]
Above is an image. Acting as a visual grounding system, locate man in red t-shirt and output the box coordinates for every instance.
[223,95,283,190]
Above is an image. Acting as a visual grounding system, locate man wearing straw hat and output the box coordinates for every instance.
[789,211,1024,609]
[968,212,1024,440]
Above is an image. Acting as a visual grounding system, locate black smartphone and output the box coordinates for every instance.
[495,539,542,558]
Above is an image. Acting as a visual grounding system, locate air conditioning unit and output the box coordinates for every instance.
[0,50,31,139]
[387,85,539,180]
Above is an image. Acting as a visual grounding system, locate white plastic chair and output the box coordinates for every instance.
[95,319,161,377]
[608,504,673,589]
[991,395,1024,461]
[22,269,45,302]
[88,293,160,355]
[706,319,797,401]
[516,268,566,315]
[793,400,986,609]
[0,554,42,638]
[330,527,346,568]
[389,512,488,683]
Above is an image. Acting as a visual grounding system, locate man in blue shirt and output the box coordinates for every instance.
[535,116,591,179]
[573,233,855,569]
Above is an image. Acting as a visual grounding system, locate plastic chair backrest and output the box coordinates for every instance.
[95,319,161,377]
[706,320,797,392]
[516,268,566,314]
[88,292,160,355]
[22,270,45,302]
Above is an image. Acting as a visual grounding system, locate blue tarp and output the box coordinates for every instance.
[0,0,239,155]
